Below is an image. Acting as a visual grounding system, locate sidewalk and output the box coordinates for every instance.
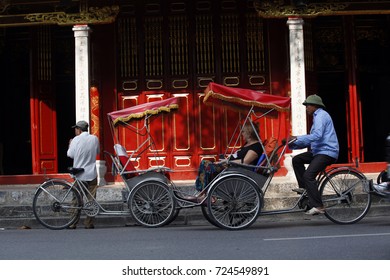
[1,174,389,229]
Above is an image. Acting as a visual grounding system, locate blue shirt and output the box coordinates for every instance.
[290,108,339,160]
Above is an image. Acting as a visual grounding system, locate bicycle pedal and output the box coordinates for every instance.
[298,196,310,211]
[292,188,305,194]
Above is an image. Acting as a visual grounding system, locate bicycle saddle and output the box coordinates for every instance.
[67,167,85,175]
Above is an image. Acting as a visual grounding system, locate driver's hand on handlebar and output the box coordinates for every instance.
[288,136,297,146]
[288,135,296,142]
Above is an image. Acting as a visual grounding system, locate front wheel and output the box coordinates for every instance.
[207,176,261,230]
[129,180,176,227]
[201,204,219,227]
[32,180,82,230]
[320,169,371,224]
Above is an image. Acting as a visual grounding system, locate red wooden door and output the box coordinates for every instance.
[30,27,58,174]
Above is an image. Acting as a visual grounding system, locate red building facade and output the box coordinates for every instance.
[0,0,389,184]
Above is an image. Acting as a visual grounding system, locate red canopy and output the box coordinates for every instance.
[108,97,179,126]
[204,82,290,113]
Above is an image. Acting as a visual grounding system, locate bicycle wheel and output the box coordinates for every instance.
[320,169,371,224]
[207,176,261,230]
[376,170,387,184]
[201,204,219,227]
[32,180,82,230]
[165,208,181,226]
[129,180,176,227]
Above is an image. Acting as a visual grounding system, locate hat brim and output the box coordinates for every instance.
[303,102,325,108]
[72,125,85,129]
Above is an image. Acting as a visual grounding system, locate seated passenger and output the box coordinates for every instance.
[195,122,263,192]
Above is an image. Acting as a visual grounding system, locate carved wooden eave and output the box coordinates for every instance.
[253,0,390,18]
[0,1,120,27]
[24,6,120,26]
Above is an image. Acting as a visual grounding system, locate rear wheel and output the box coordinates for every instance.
[207,176,261,230]
[320,169,371,224]
[32,180,82,230]
[129,181,176,227]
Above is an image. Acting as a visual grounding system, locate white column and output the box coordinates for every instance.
[73,25,91,123]
[288,17,307,138]
[285,17,307,178]
[72,25,106,185]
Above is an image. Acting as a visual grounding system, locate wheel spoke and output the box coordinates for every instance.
[33,181,81,230]
[208,176,261,230]
[129,181,175,227]
[321,169,371,224]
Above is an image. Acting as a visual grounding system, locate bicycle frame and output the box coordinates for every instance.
[38,176,133,217]
[73,178,132,217]
[259,166,368,216]
[36,178,80,210]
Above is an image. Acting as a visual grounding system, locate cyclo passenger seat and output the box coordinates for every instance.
[114,144,137,178]
[254,136,278,174]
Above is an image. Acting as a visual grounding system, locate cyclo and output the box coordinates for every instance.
[106,82,371,230]
[32,82,371,230]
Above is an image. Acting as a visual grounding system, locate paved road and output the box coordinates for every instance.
[1,213,390,260]
[2,214,390,280]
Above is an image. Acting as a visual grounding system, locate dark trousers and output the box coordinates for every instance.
[71,177,98,228]
[292,151,336,208]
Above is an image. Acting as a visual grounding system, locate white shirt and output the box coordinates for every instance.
[67,131,100,181]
